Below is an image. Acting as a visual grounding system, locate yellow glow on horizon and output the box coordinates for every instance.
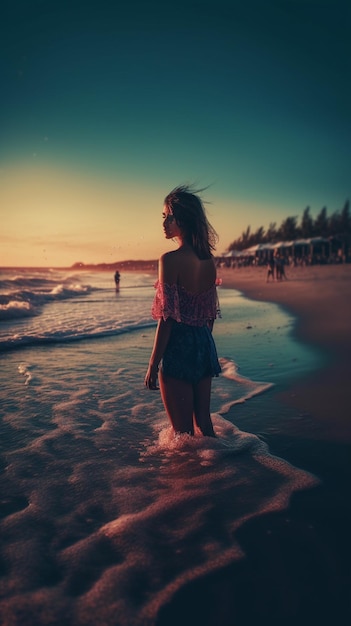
[0,161,282,267]
[0,163,166,267]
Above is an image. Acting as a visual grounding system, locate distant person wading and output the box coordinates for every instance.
[114,271,120,291]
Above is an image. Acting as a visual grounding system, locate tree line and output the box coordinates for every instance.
[227,200,350,252]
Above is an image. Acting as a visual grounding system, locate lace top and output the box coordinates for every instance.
[152,280,220,327]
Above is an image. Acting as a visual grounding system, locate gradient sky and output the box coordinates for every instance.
[1,0,350,266]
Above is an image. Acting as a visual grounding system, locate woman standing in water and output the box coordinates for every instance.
[145,185,221,437]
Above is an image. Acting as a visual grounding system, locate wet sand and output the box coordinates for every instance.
[217,263,351,442]
[3,263,348,626]
[158,263,351,626]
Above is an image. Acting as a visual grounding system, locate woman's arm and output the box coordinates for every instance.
[144,317,173,389]
[145,254,177,390]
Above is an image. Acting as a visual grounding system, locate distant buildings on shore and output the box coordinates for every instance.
[218,236,350,267]
[70,260,158,271]
[70,234,350,272]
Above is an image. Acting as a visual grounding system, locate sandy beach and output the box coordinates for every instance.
[158,262,351,626]
[218,262,351,443]
[1,264,350,626]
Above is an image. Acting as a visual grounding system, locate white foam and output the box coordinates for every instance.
[218,357,274,413]
[18,362,33,385]
[0,270,322,626]
[0,300,37,320]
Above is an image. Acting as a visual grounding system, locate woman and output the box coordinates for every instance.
[144,185,221,437]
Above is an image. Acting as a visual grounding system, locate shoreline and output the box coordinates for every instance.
[159,264,351,626]
[2,264,350,626]
[217,263,351,443]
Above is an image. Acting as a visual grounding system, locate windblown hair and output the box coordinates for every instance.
[164,185,218,260]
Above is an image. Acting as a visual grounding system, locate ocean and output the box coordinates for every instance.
[0,267,322,625]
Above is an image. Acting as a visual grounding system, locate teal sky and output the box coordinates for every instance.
[1,0,350,266]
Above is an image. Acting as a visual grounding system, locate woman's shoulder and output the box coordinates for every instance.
[159,251,180,284]
[160,249,179,262]
[159,248,216,290]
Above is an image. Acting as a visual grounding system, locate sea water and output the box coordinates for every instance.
[0,268,321,625]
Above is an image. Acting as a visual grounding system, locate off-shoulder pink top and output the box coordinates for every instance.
[152,280,220,327]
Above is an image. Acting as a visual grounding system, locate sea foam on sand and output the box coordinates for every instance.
[0,329,319,626]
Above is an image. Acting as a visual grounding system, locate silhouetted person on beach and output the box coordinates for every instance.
[145,185,221,437]
[280,258,288,280]
[266,258,275,282]
[274,251,288,280]
[114,271,120,291]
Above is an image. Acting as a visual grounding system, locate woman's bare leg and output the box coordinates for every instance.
[193,376,216,437]
[159,372,194,434]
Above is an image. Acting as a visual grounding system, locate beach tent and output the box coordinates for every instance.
[240,246,256,256]
[223,237,332,262]
[223,250,242,257]
[287,237,330,261]
[270,241,292,249]
[309,237,329,244]
[241,243,277,258]
[291,238,312,247]
[241,244,266,256]
[292,237,329,250]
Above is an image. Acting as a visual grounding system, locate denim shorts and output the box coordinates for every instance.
[161,322,221,384]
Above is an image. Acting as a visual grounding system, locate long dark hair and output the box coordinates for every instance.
[164,185,218,260]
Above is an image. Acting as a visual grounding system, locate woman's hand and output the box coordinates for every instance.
[145,317,173,390]
[144,363,159,390]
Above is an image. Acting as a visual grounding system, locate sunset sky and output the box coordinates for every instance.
[1,0,350,267]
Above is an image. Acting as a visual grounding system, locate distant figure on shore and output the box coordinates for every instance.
[144,185,221,437]
[114,271,120,291]
[266,258,275,282]
[274,251,288,281]
[280,257,288,280]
